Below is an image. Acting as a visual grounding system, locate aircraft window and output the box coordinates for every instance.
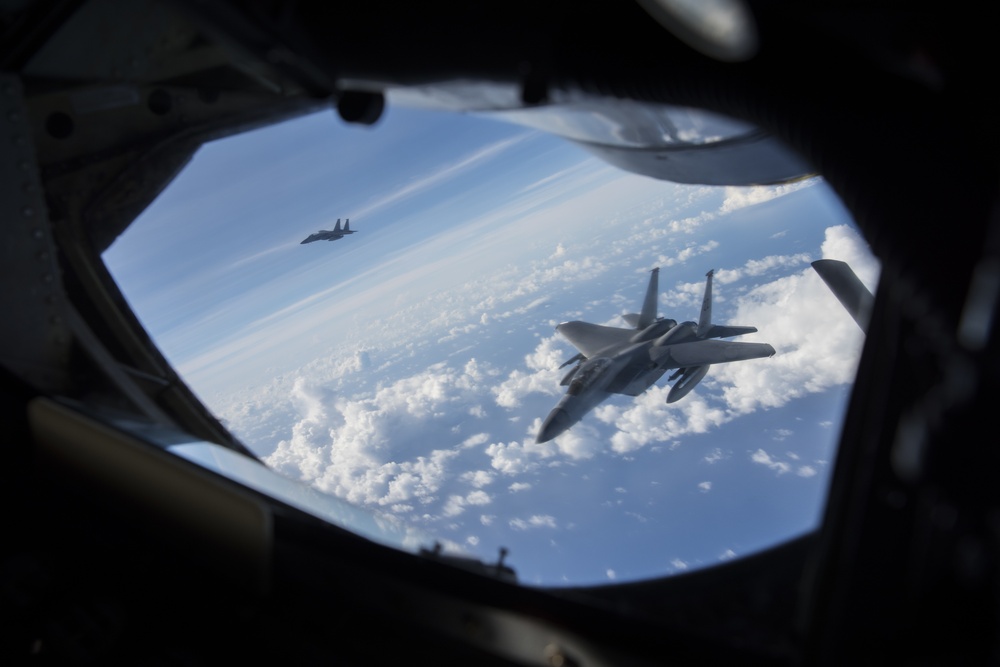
[102,105,879,585]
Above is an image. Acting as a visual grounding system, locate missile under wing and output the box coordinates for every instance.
[537,269,775,442]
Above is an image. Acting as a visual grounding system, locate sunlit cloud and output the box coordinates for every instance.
[719,180,815,214]
[510,515,557,530]
[711,224,878,414]
[750,448,791,475]
[460,470,495,487]
[703,448,726,464]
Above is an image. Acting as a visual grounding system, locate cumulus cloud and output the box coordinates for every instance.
[460,469,495,487]
[486,436,558,475]
[443,495,467,517]
[703,448,726,464]
[550,424,604,459]
[719,181,814,214]
[441,490,492,517]
[751,448,791,475]
[710,224,878,414]
[485,416,610,475]
[698,481,712,492]
[510,515,558,530]
[492,336,564,408]
[466,490,492,505]
[264,361,498,519]
[714,252,813,285]
[603,389,727,454]
[670,558,689,571]
[656,240,720,268]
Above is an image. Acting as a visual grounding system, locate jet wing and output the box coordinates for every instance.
[556,321,635,358]
[650,339,775,367]
[701,325,757,339]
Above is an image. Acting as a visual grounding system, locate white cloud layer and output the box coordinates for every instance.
[265,362,489,515]
[249,220,876,531]
[189,174,869,583]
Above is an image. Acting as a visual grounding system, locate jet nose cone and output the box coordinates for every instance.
[537,408,572,443]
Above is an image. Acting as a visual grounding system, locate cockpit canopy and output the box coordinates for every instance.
[567,357,614,396]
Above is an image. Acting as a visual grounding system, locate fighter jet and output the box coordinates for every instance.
[300,218,356,244]
[537,268,775,443]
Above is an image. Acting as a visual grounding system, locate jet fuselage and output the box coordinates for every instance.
[537,269,775,442]
[300,219,355,244]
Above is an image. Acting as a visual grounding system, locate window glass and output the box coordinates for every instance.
[103,105,878,585]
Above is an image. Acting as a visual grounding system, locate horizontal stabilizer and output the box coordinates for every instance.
[557,321,634,358]
[650,339,775,368]
[621,313,641,328]
[702,325,757,339]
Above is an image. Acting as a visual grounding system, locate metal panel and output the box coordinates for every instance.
[0,73,71,390]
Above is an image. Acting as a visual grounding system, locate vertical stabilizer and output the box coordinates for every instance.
[697,269,714,337]
[344,219,350,231]
[334,219,342,231]
[637,268,659,329]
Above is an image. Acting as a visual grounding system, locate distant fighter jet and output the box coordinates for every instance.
[537,268,775,443]
[300,218,356,244]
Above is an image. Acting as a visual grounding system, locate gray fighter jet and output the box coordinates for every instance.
[300,218,356,244]
[537,268,775,443]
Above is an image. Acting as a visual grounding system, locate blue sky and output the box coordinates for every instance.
[104,104,878,585]
[106,108,617,390]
